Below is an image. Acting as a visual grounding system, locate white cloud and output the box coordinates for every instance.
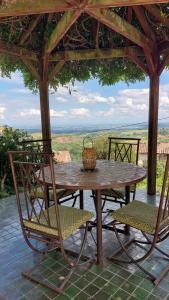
[0,72,23,84]
[55,97,68,103]
[70,108,90,118]
[160,96,169,105]
[11,88,30,95]
[50,109,67,118]
[19,83,169,122]
[20,109,40,117]
[126,99,133,106]
[136,104,148,110]
[19,108,67,118]
[104,83,169,119]
[77,93,115,105]
[0,106,6,119]
[119,88,149,98]
[97,108,114,117]
[56,86,70,95]
[50,84,78,96]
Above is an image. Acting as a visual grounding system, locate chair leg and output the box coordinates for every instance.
[60,222,95,268]
[22,245,67,293]
[141,232,169,259]
[22,266,68,294]
[58,193,79,208]
[101,199,106,211]
[72,195,78,207]
[22,222,95,294]
[109,221,169,285]
[154,265,169,285]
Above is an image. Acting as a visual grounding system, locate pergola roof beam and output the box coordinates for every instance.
[87,0,169,9]
[145,5,169,29]
[66,0,79,5]
[45,10,81,54]
[50,47,143,61]
[19,15,42,46]
[127,48,149,75]
[0,0,168,17]
[144,49,156,74]
[21,57,40,81]
[0,40,38,61]
[133,6,156,43]
[0,0,75,17]
[48,61,65,81]
[158,53,169,75]
[86,8,152,51]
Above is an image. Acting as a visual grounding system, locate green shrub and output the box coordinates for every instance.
[0,125,31,197]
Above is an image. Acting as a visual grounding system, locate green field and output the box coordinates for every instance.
[1,126,169,198]
[40,127,169,192]
[43,127,167,161]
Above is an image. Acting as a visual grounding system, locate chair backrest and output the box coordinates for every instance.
[20,139,52,153]
[155,154,169,235]
[8,151,62,241]
[108,137,141,164]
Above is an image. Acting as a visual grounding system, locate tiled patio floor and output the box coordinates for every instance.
[0,190,169,300]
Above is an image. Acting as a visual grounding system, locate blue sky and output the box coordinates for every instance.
[0,70,169,130]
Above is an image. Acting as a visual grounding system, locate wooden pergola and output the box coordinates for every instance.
[0,0,169,195]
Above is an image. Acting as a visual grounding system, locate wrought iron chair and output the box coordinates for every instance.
[20,139,79,207]
[109,154,169,285]
[21,138,52,153]
[99,137,141,211]
[9,151,94,293]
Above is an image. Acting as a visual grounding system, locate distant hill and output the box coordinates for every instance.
[22,121,169,135]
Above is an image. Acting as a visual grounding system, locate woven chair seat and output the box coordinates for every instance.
[112,200,169,235]
[24,205,94,240]
[30,186,77,201]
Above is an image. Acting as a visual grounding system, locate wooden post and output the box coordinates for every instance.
[148,74,159,195]
[39,78,52,152]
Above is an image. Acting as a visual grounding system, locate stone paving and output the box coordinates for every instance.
[0,190,169,300]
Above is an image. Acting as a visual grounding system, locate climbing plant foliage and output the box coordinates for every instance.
[0,5,168,91]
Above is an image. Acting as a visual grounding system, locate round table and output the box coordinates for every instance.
[43,160,146,266]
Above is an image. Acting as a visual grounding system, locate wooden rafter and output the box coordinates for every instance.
[0,0,168,17]
[125,7,132,47]
[42,14,56,81]
[86,8,152,51]
[45,10,81,54]
[21,57,40,81]
[128,7,132,22]
[144,49,156,74]
[145,5,169,29]
[133,6,156,42]
[66,0,79,5]
[158,41,169,55]
[19,15,42,46]
[50,46,143,61]
[48,61,65,81]
[0,0,74,17]
[92,19,99,48]
[127,48,149,75]
[0,40,37,61]
[88,0,169,8]
[158,53,169,75]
